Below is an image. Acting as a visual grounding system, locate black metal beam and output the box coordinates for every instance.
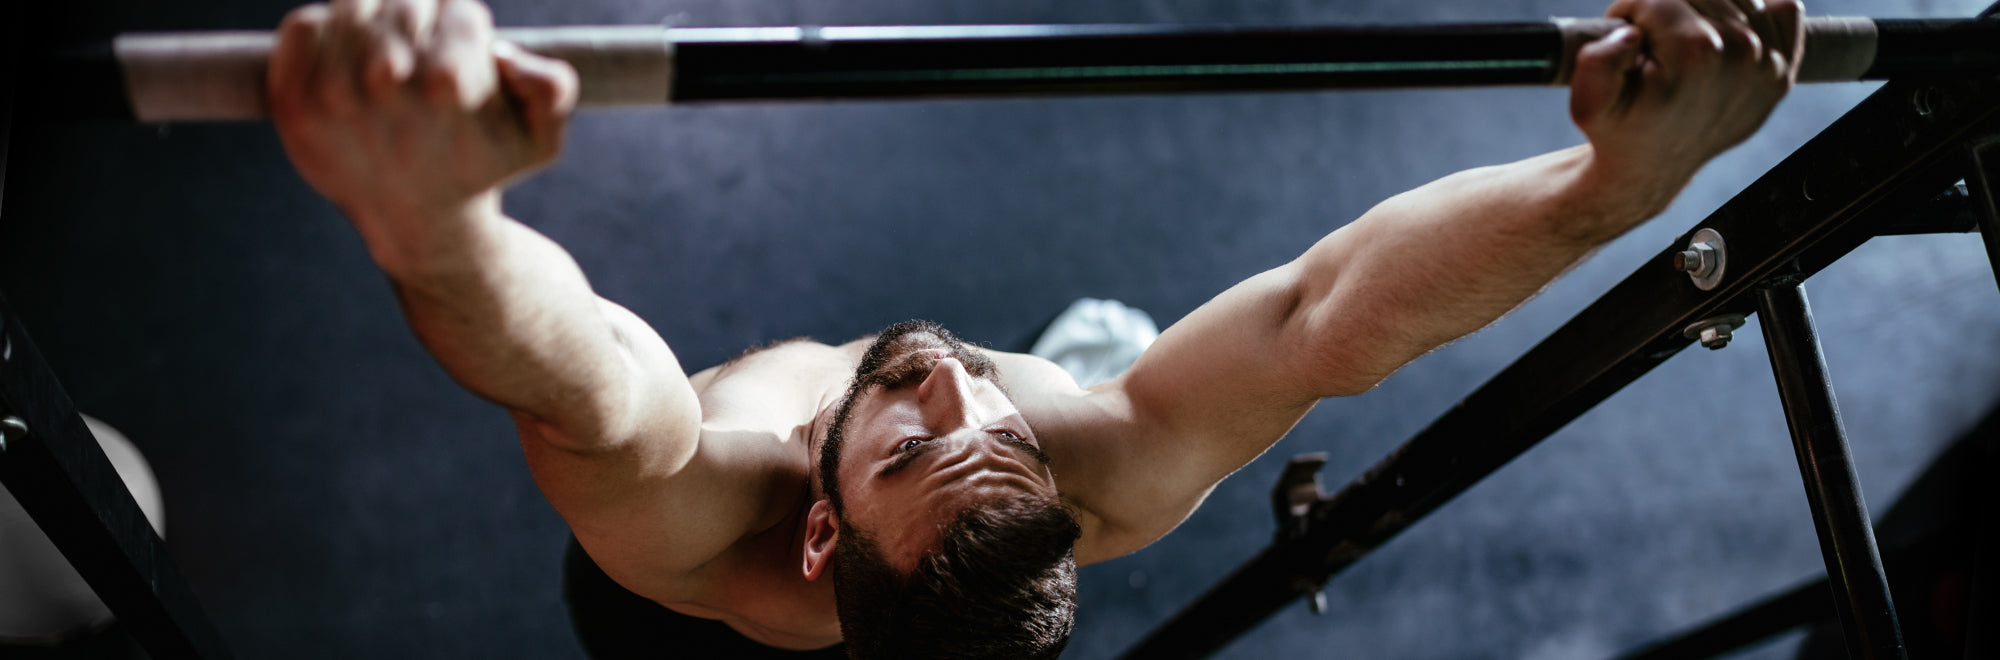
[0,296,234,659]
[1115,16,2000,660]
[1963,424,1997,659]
[1968,141,2000,295]
[1754,283,1907,660]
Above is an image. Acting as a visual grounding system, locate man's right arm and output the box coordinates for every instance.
[1042,0,1804,562]
[269,0,766,591]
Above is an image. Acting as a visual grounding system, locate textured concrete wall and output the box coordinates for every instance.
[2,0,1995,657]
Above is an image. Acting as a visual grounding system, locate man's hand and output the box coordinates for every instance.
[1570,0,1803,217]
[268,0,578,238]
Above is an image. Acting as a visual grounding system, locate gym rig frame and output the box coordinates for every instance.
[1,3,1996,660]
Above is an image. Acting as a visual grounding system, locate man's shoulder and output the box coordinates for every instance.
[978,348,1089,396]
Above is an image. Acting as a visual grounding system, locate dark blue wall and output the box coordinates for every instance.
[2,0,1996,658]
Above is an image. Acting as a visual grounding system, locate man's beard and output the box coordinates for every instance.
[847,320,1001,394]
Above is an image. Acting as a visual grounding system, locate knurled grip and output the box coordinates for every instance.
[114,25,674,122]
[1554,16,1879,85]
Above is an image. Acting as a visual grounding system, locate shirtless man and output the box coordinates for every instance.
[266,0,1803,656]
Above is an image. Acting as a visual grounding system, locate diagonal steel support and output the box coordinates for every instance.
[1964,139,2000,295]
[0,295,234,659]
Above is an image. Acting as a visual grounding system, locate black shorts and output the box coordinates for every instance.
[562,537,846,659]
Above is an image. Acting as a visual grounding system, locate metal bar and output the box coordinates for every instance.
[1970,141,2000,294]
[28,17,2000,121]
[1964,427,1997,659]
[1873,181,1978,236]
[0,297,235,659]
[1,0,17,212]
[1114,14,2000,660]
[1754,283,1907,659]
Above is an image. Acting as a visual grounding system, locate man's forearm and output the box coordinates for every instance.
[360,199,648,444]
[1291,144,1681,394]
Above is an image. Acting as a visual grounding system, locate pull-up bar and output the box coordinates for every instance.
[28,16,2000,122]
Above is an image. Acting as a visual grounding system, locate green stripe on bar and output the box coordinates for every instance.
[700,59,1553,85]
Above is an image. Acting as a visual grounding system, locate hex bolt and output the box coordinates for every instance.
[1683,314,1748,351]
[0,415,25,452]
[1678,229,1728,291]
[1699,324,1731,348]
[1674,242,1718,277]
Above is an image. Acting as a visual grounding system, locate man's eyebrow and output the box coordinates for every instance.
[876,440,939,479]
[875,431,1049,481]
[996,433,1051,466]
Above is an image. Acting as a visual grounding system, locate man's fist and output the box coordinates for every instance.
[1568,0,1803,209]
[268,0,579,228]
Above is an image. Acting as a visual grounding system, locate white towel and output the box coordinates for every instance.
[1029,298,1160,388]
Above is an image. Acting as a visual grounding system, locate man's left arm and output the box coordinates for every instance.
[1045,0,1803,563]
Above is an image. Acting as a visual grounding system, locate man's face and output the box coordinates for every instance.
[826,328,1059,570]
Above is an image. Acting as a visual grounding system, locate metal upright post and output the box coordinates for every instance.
[1967,140,2000,296]
[1754,282,1906,660]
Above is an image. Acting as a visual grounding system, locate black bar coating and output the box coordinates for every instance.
[0,297,235,659]
[669,23,1564,102]
[1114,27,2000,660]
[1866,19,2000,79]
[1754,283,1907,660]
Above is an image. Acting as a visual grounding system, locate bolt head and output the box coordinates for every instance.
[1699,325,1732,349]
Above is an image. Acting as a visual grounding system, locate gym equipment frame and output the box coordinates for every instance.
[4,4,2000,660]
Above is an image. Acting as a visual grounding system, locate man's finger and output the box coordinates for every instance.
[369,0,438,96]
[1686,0,1762,60]
[270,3,331,117]
[381,0,438,49]
[1729,0,1782,59]
[1766,0,1805,80]
[422,0,497,111]
[495,41,578,164]
[1569,24,1645,127]
[1628,0,1726,83]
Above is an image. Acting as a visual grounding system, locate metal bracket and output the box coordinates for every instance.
[1270,453,1331,614]
[1271,453,1328,540]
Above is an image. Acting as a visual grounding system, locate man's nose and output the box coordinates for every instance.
[915,354,977,428]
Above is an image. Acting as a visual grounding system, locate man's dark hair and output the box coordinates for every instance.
[819,320,1083,659]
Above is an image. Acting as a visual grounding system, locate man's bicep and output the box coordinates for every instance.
[1027,270,1332,560]
[1116,263,1328,470]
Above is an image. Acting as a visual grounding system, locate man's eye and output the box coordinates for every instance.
[898,438,927,451]
[994,430,1020,441]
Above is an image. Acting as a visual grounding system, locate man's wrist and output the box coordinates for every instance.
[1564,145,1696,243]
[348,191,508,281]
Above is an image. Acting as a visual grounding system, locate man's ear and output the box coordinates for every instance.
[802,499,837,581]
